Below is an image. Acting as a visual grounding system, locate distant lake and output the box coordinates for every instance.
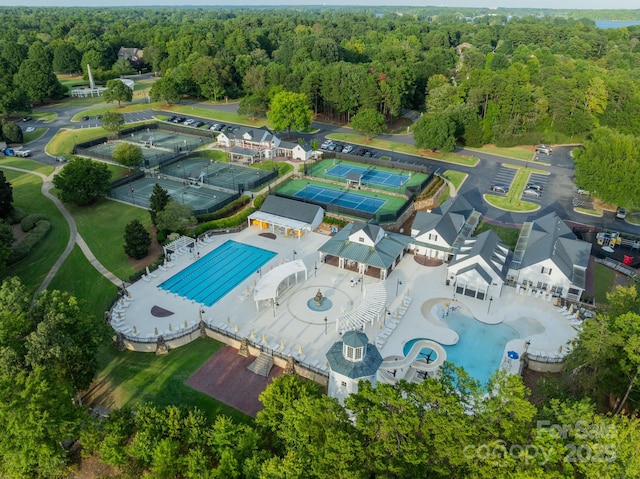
[596,20,640,29]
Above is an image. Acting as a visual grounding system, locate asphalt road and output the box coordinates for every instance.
[13,98,639,236]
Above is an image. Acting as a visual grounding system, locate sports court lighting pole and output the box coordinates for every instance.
[487,297,493,314]
[396,279,403,297]
[293,250,297,261]
[314,261,317,278]
[324,316,328,335]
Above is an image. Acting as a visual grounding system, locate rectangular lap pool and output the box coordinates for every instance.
[293,184,385,214]
[159,240,276,306]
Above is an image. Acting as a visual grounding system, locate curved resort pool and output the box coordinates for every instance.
[404,309,519,385]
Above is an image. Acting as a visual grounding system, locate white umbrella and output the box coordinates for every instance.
[184,320,188,328]
[127,290,132,299]
[261,334,267,344]
[280,339,285,350]
[164,257,168,266]
[132,326,137,334]
[227,316,231,325]
[169,323,173,331]
[234,324,239,333]
[146,266,151,276]
[298,345,303,355]
[154,327,158,335]
[250,329,255,339]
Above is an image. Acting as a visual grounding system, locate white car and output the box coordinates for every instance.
[342,145,354,154]
[320,140,334,150]
[25,126,35,133]
[183,119,195,125]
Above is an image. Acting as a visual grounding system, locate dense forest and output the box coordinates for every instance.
[2,6,640,149]
[3,7,640,478]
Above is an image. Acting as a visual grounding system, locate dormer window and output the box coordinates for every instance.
[343,344,364,362]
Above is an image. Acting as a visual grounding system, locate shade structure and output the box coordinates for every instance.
[253,260,307,302]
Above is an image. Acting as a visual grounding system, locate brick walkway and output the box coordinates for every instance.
[186,346,283,417]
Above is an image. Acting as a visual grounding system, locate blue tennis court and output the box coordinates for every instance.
[159,240,276,306]
[293,184,385,214]
[326,163,409,188]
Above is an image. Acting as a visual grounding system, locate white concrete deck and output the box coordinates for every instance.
[112,226,579,375]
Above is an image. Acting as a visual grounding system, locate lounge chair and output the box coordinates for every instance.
[158,264,168,272]
[141,274,151,282]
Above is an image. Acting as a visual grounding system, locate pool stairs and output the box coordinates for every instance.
[248,351,274,377]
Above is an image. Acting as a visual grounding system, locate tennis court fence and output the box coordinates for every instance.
[275,190,412,224]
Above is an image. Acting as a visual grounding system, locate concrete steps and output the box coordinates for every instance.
[247,351,273,377]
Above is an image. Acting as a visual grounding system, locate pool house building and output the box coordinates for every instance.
[318,219,411,280]
[248,195,325,238]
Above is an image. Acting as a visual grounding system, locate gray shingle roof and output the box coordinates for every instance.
[412,196,474,246]
[451,230,512,278]
[261,195,323,223]
[319,222,411,269]
[515,213,591,286]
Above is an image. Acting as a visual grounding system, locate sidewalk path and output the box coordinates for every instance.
[2,165,121,293]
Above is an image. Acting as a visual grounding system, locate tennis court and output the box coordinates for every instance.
[86,141,177,167]
[325,163,409,188]
[124,128,210,152]
[160,158,273,192]
[110,177,235,212]
[293,184,385,214]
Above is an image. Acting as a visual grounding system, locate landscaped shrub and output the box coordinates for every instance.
[196,196,250,222]
[7,207,27,224]
[21,214,48,232]
[9,220,50,264]
[194,207,256,236]
[253,193,267,209]
[324,216,348,227]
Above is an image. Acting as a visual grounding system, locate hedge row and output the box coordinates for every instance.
[416,176,445,201]
[195,196,250,222]
[21,214,48,232]
[324,216,348,227]
[9,220,51,265]
[193,207,257,236]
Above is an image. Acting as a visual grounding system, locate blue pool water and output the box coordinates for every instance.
[159,240,276,306]
[404,309,519,385]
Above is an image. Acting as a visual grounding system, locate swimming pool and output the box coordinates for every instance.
[404,309,519,385]
[159,240,276,306]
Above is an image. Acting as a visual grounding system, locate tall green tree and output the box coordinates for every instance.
[413,114,457,152]
[155,200,196,234]
[100,111,125,133]
[112,142,143,169]
[52,43,81,73]
[14,59,64,104]
[123,219,151,260]
[103,79,133,106]
[149,76,180,105]
[350,108,386,139]
[52,157,112,206]
[149,183,171,226]
[267,90,313,139]
[0,170,13,220]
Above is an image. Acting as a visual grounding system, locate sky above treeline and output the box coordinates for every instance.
[1,1,638,10]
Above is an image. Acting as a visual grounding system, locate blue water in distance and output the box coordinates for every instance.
[159,240,276,306]
[404,309,519,385]
[596,20,640,29]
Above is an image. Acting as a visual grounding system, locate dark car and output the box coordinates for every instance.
[215,124,225,131]
[194,121,205,128]
[526,183,544,191]
[334,144,344,153]
[168,115,177,122]
[490,185,509,194]
[22,116,32,122]
[82,115,90,121]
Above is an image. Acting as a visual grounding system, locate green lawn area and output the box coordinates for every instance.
[4,170,70,294]
[442,170,467,191]
[48,245,118,319]
[47,127,112,156]
[326,132,479,167]
[593,262,617,307]
[23,127,47,144]
[473,221,521,249]
[65,198,155,280]
[1,157,54,175]
[464,145,534,161]
[93,338,251,424]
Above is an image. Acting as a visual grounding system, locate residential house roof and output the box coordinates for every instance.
[412,196,475,248]
[326,332,383,379]
[450,230,512,279]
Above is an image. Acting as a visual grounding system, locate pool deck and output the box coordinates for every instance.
[113,226,579,378]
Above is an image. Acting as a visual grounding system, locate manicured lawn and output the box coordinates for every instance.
[326,132,479,167]
[473,221,521,250]
[47,127,112,156]
[23,127,47,143]
[442,170,467,191]
[1,158,54,175]
[3,170,70,293]
[92,337,251,424]
[465,145,534,161]
[593,262,617,307]
[65,198,155,280]
[48,245,118,320]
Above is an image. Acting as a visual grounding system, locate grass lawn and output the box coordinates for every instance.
[4,170,70,294]
[47,127,112,156]
[442,170,467,191]
[465,145,534,161]
[593,262,617,308]
[48,245,118,320]
[23,127,47,144]
[65,198,155,280]
[1,157,54,175]
[326,132,479,167]
[473,221,521,249]
[92,337,251,424]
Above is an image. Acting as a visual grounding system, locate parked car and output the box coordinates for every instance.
[55,156,67,163]
[14,150,31,157]
[334,144,344,153]
[342,145,354,154]
[193,121,205,128]
[576,187,591,195]
[81,115,89,121]
[523,188,542,197]
[168,115,177,122]
[22,116,32,122]
[526,183,544,191]
[535,144,552,155]
[363,151,374,158]
[490,185,509,193]
[96,114,102,120]
[25,126,35,133]
[183,118,195,125]
[616,207,627,219]
[320,140,334,150]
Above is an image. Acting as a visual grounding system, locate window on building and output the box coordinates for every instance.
[354,347,362,360]
[345,345,354,360]
[541,266,553,275]
[359,237,364,243]
[341,381,347,387]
